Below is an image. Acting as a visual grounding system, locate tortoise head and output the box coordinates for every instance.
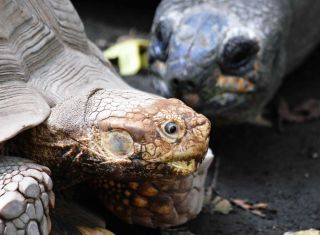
[149,0,291,123]
[45,89,210,180]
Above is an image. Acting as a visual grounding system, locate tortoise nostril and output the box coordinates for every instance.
[171,79,196,91]
[171,78,180,87]
[220,36,259,75]
[186,81,195,89]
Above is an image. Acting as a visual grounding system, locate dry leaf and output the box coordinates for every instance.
[284,229,320,235]
[78,226,115,235]
[211,196,233,215]
[231,198,276,219]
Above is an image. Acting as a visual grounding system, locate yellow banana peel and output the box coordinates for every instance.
[104,38,149,76]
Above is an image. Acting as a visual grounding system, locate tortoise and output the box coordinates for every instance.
[0,0,212,233]
[147,0,320,124]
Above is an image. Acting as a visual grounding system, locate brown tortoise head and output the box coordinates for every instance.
[84,89,210,179]
[31,88,210,181]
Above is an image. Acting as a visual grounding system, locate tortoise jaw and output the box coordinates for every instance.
[148,145,209,177]
[164,146,208,176]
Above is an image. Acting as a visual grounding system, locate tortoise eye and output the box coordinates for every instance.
[159,120,185,144]
[165,122,177,135]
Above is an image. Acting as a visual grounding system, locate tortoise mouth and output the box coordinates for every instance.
[143,147,208,178]
[215,75,256,94]
[166,159,197,175]
[190,75,256,112]
[143,139,210,177]
[79,146,206,179]
[152,61,258,113]
[176,79,257,117]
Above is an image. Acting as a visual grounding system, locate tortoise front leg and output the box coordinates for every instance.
[0,156,54,235]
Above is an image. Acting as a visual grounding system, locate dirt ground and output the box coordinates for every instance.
[72,1,320,234]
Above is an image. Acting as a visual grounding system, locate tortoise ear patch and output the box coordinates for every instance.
[100,130,134,157]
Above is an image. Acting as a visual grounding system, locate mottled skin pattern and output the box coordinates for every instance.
[8,88,211,228]
[149,0,320,123]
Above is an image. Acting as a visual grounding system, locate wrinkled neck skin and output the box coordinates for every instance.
[9,88,210,189]
[150,0,297,123]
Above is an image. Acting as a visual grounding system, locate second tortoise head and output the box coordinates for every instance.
[149,0,291,123]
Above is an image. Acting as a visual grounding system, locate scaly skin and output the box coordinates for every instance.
[8,88,211,228]
[0,157,54,235]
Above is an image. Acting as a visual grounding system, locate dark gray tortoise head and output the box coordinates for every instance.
[149,0,291,123]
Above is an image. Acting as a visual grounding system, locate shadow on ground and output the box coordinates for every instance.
[72,1,320,234]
